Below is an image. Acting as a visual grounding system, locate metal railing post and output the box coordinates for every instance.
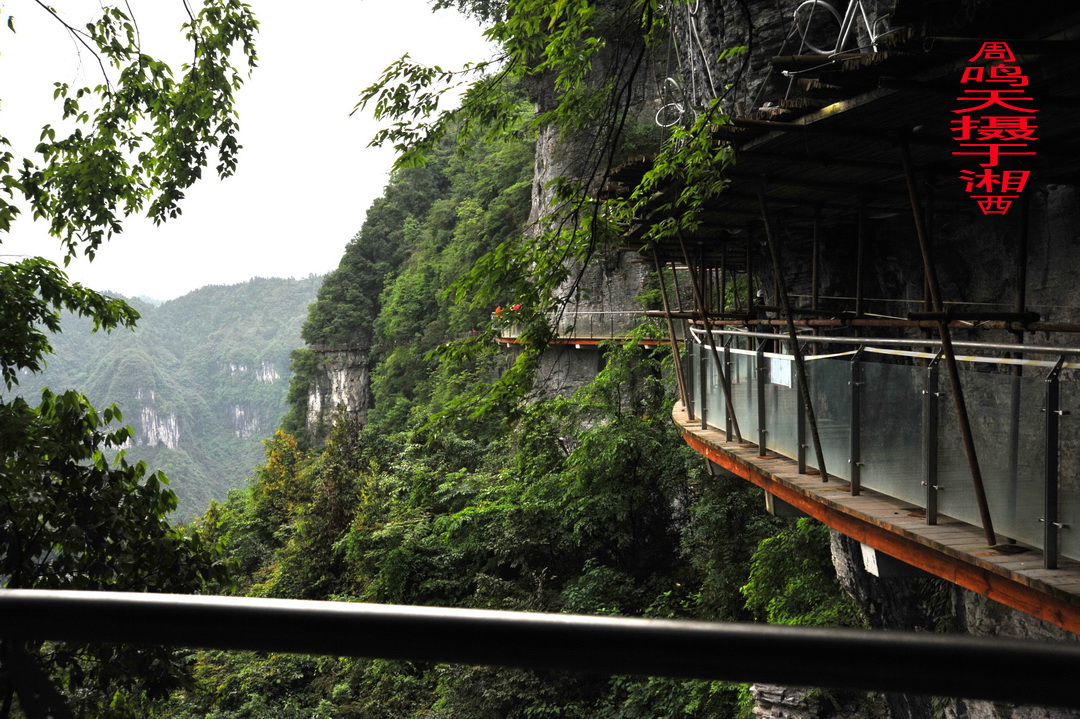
[923,351,943,525]
[797,349,807,474]
[724,339,734,441]
[1044,357,1067,569]
[758,341,768,457]
[850,349,863,496]
[700,339,709,431]
[686,342,696,422]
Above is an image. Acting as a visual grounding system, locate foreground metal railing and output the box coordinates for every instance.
[684,328,1080,567]
[2,589,1080,707]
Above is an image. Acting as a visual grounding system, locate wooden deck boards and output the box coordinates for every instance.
[673,402,1080,635]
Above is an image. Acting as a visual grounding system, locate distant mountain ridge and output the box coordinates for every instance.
[14,275,323,520]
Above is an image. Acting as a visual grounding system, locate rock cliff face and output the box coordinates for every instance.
[135,406,181,450]
[305,349,370,434]
[126,388,181,450]
[831,530,1080,719]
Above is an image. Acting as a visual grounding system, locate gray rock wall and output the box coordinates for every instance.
[831,530,1080,719]
[305,349,370,436]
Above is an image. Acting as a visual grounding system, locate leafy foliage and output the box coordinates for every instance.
[0,258,138,389]
[300,157,452,349]
[161,327,809,717]
[0,1,258,714]
[741,518,863,628]
[11,1,258,258]
[151,3,867,715]
[358,1,739,425]
[0,387,232,717]
[8,1,881,715]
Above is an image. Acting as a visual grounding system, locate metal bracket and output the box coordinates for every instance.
[1047,356,1066,382]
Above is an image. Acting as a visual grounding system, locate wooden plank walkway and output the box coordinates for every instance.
[673,402,1080,635]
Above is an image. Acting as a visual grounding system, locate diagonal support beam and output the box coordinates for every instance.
[758,188,830,482]
[899,139,996,546]
[653,253,689,409]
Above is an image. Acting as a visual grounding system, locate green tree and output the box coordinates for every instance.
[741,518,862,628]
[0,2,257,715]
[359,0,737,422]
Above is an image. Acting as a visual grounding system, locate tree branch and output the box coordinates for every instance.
[32,0,112,90]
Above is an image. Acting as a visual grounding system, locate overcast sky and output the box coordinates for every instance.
[0,0,493,301]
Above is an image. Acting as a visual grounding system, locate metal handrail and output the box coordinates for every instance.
[2,589,1080,707]
[692,327,1080,358]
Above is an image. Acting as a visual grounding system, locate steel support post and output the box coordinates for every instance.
[1007,372,1021,527]
[686,341,696,422]
[746,233,754,315]
[758,342,768,457]
[654,254,689,410]
[700,340,709,431]
[724,340,734,441]
[855,202,865,319]
[1008,197,1030,523]
[758,188,830,481]
[1044,358,1066,569]
[850,349,863,496]
[797,355,808,474]
[923,351,943,525]
[671,264,684,313]
[700,245,709,316]
[721,241,729,316]
[811,209,820,313]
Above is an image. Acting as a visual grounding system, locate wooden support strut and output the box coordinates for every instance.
[900,139,996,546]
[758,187,830,482]
[677,232,743,443]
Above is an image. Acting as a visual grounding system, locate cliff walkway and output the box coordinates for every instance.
[676,328,1080,632]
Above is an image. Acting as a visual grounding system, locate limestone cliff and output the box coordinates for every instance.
[303,349,371,437]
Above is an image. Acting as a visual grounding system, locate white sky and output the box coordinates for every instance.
[0,0,493,301]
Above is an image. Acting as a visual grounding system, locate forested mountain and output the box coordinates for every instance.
[12,276,322,519]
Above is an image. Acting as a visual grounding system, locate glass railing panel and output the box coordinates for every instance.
[703,342,722,429]
[805,357,852,482]
[681,336,1080,563]
[682,341,695,416]
[860,362,925,506]
[728,349,758,441]
[765,354,800,460]
[1058,383,1080,562]
[936,371,1045,550]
